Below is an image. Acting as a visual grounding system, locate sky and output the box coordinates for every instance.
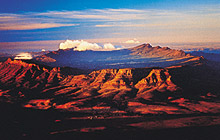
[0,0,220,53]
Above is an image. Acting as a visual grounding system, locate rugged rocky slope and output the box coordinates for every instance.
[0,58,63,100]
[0,58,220,115]
[0,59,83,100]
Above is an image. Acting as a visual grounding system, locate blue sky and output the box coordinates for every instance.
[0,0,220,53]
[1,0,219,12]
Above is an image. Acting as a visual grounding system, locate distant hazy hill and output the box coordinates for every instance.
[190,51,220,62]
[34,43,196,70]
[129,43,189,58]
[0,53,13,62]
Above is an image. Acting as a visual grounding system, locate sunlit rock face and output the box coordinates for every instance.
[14,52,33,60]
[0,58,220,115]
[0,58,62,90]
[135,69,179,100]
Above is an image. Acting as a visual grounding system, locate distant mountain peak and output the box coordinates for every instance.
[131,43,153,50]
[129,43,188,58]
[155,46,161,49]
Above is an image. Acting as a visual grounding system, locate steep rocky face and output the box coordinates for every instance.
[0,59,84,91]
[0,58,179,103]
[0,58,63,99]
[43,67,181,106]
[135,69,179,100]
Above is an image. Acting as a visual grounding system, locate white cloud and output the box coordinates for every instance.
[103,43,116,50]
[59,40,102,51]
[59,40,117,51]
[124,39,140,44]
[14,52,33,60]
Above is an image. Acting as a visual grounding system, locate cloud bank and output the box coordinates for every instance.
[124,39,140,44]
[103,43,116,50]
[59,40,116,51]
[14,52,33,60]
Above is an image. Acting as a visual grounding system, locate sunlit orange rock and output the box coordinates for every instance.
[1,58,220,116]
[24,99,51,109]
[135,69,179,100]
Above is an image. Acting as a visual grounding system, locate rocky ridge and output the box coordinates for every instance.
[0,58,220,115]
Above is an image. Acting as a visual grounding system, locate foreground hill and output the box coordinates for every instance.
[0,57,219,115]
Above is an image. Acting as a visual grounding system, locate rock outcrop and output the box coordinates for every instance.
[0,58,62,89]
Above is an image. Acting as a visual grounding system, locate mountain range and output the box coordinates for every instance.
[0,44,219,115]
[34,43,196,70]
[1,43,220,140]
